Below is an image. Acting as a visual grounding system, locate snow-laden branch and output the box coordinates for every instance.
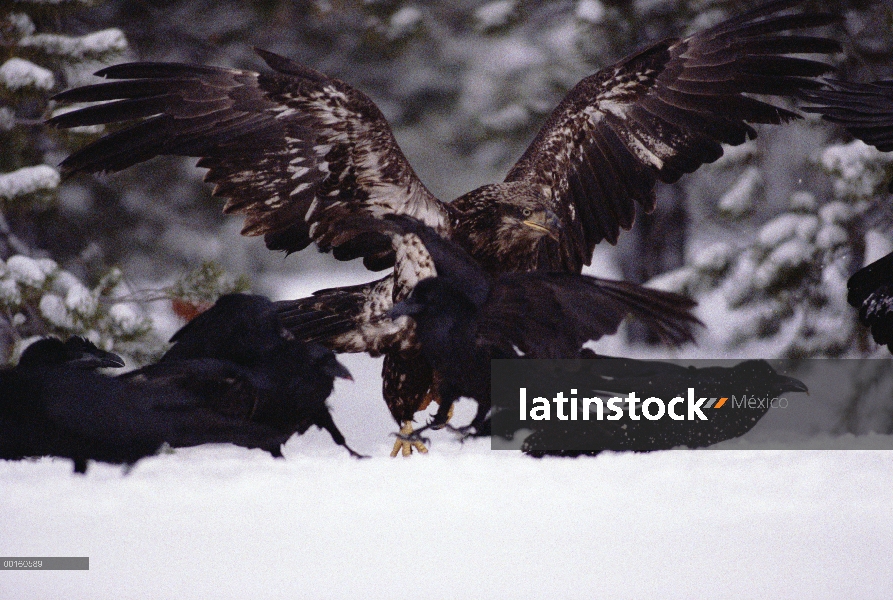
[18,29,127,59]
[0,58,54,91]
[0,166,60,201]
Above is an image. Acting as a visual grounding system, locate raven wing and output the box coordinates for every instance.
[847,251,893,352]
[504,0,840,271]
[801,78,893,151]
[478,273,701,357]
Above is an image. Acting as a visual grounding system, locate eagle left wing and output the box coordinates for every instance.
[48,49,450,270]
[504,0,841,271]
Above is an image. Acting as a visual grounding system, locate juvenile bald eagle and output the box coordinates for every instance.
[50,0,841,454]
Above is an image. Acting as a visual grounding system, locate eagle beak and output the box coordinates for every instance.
[523,209,562,242]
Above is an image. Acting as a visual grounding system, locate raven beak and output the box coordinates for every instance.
[523,209,562,242]
[777,374,809,395]
[76,349,126,369]
[387,300,420,319]
[329,359,353,382]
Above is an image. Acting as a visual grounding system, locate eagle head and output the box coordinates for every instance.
[450,182,562,273]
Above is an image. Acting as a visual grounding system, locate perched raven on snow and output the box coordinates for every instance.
[510,353,808,457]
[0,337,125,468]
[124,293,361,458]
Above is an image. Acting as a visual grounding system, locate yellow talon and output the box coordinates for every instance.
[390,421,429,457]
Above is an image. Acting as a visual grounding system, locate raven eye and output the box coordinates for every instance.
[522,208,532,217]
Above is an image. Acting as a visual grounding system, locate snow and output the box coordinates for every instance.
[387,6,423,40]
[788,191,817,212]
[0,278,22,305]
[0,165,61,200]
[0,106,13,131]
[6,12,36,38]
[108,303,146,336]
[864,230,893,265]
[757,214,818,248]
[815,223,848,251]
[717,166,761,217]
[0,57,54,91]
[575,0,606,24]
[819,140,893,199]
[818,200,854,226]
[4,254,55,288]
[64,282,98,317]
[39,293,74,328]
[474,0,516,30]
[18,29,127,59]
[1,419,891,599]
[691,242,735,274]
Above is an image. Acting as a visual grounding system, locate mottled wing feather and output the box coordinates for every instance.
[275,219,442,356]
[801,79,893,151]
[49,49,450,265]
[505,0,840,271]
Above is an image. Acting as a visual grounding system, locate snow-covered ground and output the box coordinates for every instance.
[3,342,893,599]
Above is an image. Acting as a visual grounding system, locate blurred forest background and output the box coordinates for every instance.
[3,0,893,366]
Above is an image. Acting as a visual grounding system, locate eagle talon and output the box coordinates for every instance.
[389,422,430,457]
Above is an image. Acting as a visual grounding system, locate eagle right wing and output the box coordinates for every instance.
[504,0,841,272]
[49,49,450,270]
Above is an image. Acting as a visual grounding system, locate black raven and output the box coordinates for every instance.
[846,252,893,353]
[508,353,808,457]
[351,216,703,438]
[3,335,306,473]
[1,297,358,473]
[124,293,361,458]
[49,1,842,453]
[0,337,125,467]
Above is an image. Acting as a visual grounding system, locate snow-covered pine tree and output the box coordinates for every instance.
[649,131,893,358]
[0,1,158,364]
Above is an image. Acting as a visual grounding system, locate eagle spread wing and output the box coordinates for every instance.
[504,0,840,271]
[49,49,450,271]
